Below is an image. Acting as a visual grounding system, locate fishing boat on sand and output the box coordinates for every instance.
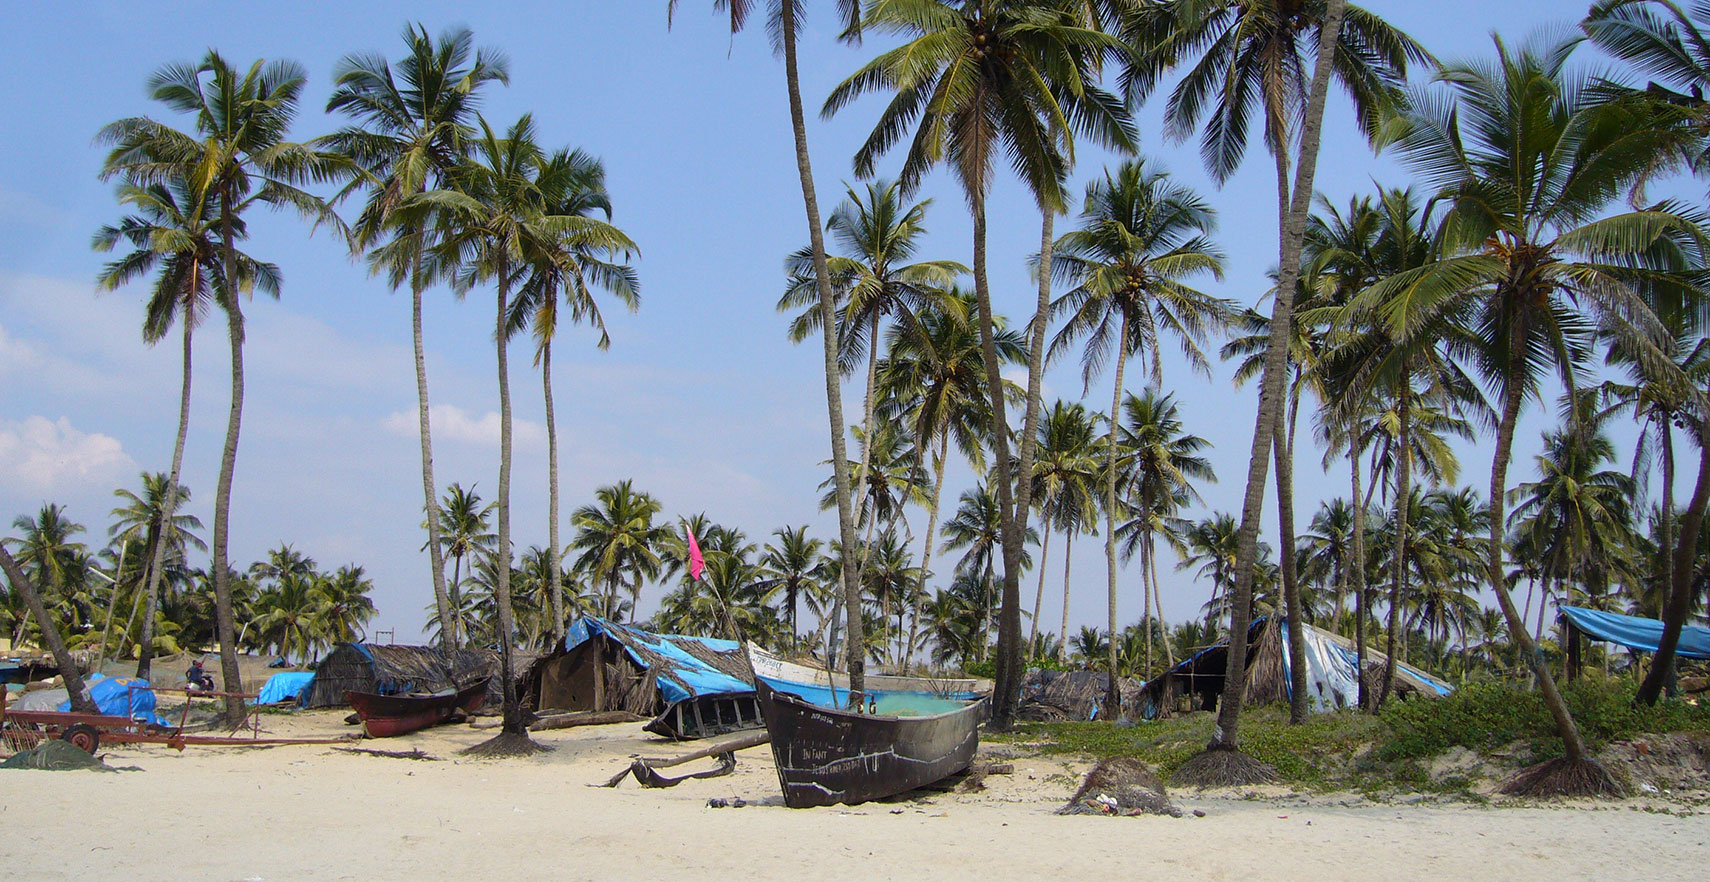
[752,677,987,808]
[346,677,490,738]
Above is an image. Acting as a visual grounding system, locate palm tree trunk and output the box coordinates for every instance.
[1486,375,1592,763]
[1148,534,1174,667]
[1030,525,1051,654]
[1275,394,1308,722]
[493,270,524,737]
[0,547,96,713]
[779,0,863,701]
[543,339,564,647]
[1638,418,1704,704]
[848,313,883,595]
[1186,0,1345,770]
[1058,530,1075,665]
[1351,448,1370,710]
[138,312,195,682]
[903,440,947,676]
[1141,530,1153,680]
[412,255,456,649]
[210,186,247,725]
[1380,386,1411,707]
[449,552,464,645]
[1104,314,1130,717]
[999,204,1058,722]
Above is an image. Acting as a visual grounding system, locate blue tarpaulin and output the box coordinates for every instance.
[257,671,316,706]
[564,618,750,704]
[57,674,169,726]
[1560,606,1710,660]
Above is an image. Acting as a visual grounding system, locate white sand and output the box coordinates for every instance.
[3,709,1706,882]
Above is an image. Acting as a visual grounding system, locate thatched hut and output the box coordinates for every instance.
[302,644,530,709]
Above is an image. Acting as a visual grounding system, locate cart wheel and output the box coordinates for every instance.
[60,723,100,754]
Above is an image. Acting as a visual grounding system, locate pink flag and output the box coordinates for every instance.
[686,525,706,582]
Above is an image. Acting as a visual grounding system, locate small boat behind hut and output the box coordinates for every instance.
[753,676,987,808]
[346,677,489,738]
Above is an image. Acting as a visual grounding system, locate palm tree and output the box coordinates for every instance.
[92,166,266,683]
[99,51,344,724]
[1048,160,1227,708]
[1510,424,1639,629]
[1179,513,1241,631]
[316,565,378,647]
[1369,34,1703,794]
[571,481,669,622]
[1113,390,1214,677]
[507,148,640,647]
[668,0,869,697]
[1124,0,1426,783]
[108,473,206,678]
[875,289,1026,671]
[758,526,827,645]
[940,485,1006,662]
[1027,401,1100,661]
[827,0,1138,725]
[324,25,508,648]
[436,482,495,646]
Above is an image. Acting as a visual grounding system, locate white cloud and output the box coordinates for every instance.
[382,404,544,448]
[0,416,138,494]
[0,320,42,373]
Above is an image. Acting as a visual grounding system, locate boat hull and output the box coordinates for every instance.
[754,678,986,808]
[346,677,489,738]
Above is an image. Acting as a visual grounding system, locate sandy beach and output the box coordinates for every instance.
[3,709,1705,882]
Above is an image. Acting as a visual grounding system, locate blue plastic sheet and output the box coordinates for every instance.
[564,618,751,703]
[257,671,316,706]
[57,673,169,726]
[1560,606,1710,659]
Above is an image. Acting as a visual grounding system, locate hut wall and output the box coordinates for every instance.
[524,638,656,715]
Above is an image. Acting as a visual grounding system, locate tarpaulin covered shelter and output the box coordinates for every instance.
[1017,669,1146,722]
[257,671,316,706]
[11,673,167,726]
[1136,618,1452,719]
[519,618,758,740]
[1559,606,1710,659]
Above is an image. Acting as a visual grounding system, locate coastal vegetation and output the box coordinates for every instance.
[5,1,1710,796]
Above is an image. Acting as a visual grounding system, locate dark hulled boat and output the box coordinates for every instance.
[753,677,986,808]
[346,677,490,738]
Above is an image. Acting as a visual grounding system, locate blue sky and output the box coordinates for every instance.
[0,2,1677,645]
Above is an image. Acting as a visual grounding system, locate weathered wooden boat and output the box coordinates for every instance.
[748,646,982,704]
[753,677,987,808]
[346,677,490,738]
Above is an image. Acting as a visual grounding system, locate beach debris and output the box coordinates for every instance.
[601,729,770,787]
[530,710,647,732]
[1192,809,1207,818]
[1057,758,1181,817]
[335,746,441,761]
[951,760,1016,793]
[0,739,123,772]
[618,751,738,789]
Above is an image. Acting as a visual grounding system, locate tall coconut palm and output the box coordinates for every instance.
[668,0,869,697]
[1124,0,1424,783]
[827,0,1138,725]
[1113,389,1215,677]
[92,168,262,682]
[758,526,827,644]
[1368,34,1704,794]
[431,114,630,747]
[507,148,640,647]
[108,473,206,677]
[1027,401,1100,660]
[874,290,1026,671]
[435,482,495,645]
[99,51,345,724]
[1048,159,1228,711]
[324,25,508,648]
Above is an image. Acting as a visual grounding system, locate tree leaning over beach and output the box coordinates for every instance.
[667,0,871,699]
[99,52,345,724]
[324,24,509,651]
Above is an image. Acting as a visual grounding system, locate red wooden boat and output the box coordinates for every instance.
[346,677,489,738]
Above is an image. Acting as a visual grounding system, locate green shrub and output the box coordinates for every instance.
[1377,676,1710,761]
